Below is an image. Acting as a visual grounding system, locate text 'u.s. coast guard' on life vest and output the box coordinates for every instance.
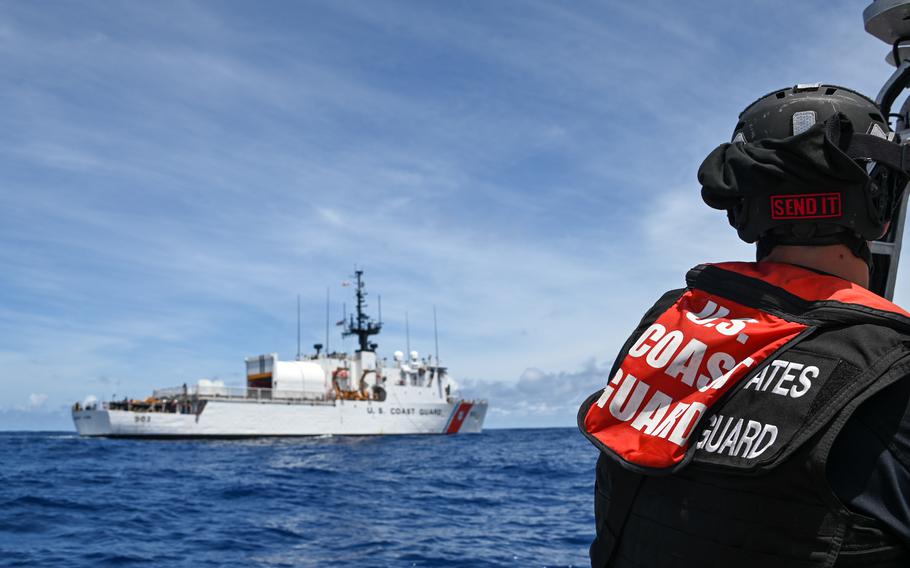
[583,290,808,470]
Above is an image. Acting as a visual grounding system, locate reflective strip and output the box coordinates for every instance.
[792,110,817,135]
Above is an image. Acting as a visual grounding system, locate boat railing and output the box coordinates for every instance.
[151,385,333,404]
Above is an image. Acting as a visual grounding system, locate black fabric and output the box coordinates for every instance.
[685,263,818,319]
[597,454,844,568]
[806,359,863,418]
[593,449,910,568]
[689,264,910,331]
[698,114,887,244]
[699,115,867,216]
[692,322,910,474]
[591,453,644,568]
[828,378,910,548]
[844,132,910,174]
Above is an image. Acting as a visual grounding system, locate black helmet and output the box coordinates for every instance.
[698,83,910,262]
[732,84,890,144]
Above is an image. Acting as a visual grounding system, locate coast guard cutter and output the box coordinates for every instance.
[72,271,487,437]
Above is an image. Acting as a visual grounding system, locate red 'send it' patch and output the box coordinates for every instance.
[770,193,842,220]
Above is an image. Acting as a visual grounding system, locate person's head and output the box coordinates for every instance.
[697,84,908,279]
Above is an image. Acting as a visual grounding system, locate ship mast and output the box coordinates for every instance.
[342,270,382,352]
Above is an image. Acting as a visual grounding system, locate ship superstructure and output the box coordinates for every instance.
[72,271,487,437]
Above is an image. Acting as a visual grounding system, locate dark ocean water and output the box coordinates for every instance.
[0,428,597,567]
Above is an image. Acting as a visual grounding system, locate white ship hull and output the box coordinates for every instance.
[72,398,487,437]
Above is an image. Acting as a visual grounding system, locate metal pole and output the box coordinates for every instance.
[433,306,440,365]
[405,311,410,355]
[296,294,301,360]
[325,287,330,355]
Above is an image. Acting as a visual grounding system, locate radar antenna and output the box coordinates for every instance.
[342,270,382,352]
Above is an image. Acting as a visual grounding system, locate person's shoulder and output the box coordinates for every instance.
[845,376,910,469]
[828,371,910,546]
[856,374,910,427]
[635,287,686,326]
[649,287,687,311]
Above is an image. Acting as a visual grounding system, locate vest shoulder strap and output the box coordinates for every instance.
[698,262,910,329]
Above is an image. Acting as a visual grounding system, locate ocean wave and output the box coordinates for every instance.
[0,428,596,566]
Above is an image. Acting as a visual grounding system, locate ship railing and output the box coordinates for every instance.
[240,387,333,404]
[152,386,194,398]
[152,385,246,398]
[151,385,333,404]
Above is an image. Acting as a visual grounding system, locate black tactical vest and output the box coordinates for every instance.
[579,262,910,567]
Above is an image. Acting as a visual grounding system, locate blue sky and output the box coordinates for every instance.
[2,1,909,430]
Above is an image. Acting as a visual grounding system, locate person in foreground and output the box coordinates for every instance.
[578,84,910,567]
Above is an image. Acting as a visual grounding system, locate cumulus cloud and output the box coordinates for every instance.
[28,393,48,410]
[461,359,613,428]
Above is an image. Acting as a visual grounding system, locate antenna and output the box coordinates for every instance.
[378,294,382,324]
[433,305,440,365]
[341,270,382,351]
[325,287,330,355]
[296,294,301,360]
[405,311,410,355]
